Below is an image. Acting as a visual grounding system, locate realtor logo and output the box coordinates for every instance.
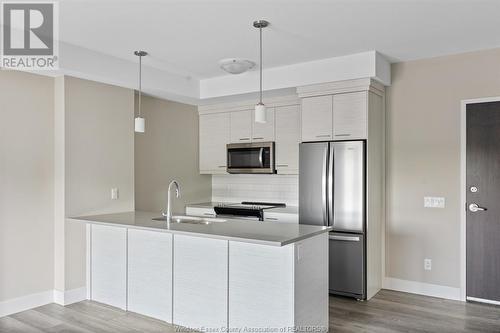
[1,1,59,70]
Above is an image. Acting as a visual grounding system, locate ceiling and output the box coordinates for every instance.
[43,0,500,104]
[59,0,500,81]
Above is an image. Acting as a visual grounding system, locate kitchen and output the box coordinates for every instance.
[2,1,500,333]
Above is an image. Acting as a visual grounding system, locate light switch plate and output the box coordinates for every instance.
[424,196,445,208]
[111,188,119,200]
[424,258,432,271]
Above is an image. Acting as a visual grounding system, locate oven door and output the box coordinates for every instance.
[227,142,275,174]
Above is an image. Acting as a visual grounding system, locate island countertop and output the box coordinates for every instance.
[69,211,331,246]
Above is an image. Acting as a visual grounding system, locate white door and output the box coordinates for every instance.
[275,105,300,173]
[252,108,275,142]
[230,110,252,143]
[199,113,230,174]
[90,224,127,309]
[333,91,367,140]
[128,229,173,322]
[301,95,333,142]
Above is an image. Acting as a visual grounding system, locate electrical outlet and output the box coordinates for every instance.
[424,197,445,208]
[111,188,119,200]
[424,258,432,271]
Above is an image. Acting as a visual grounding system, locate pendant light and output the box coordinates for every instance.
[253,20,269,124]
[134,50,148,133]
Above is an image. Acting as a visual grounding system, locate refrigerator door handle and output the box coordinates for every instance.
[329,235,361,242]
[328,144,334,227]
[321,146,328,226]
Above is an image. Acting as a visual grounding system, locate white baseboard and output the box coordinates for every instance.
[383,277,461,301]
[0,287,87,318]
[53,287,87,306]
[0,290,54,318]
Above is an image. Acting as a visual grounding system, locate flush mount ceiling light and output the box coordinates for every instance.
[134,50,148,133]
[219,58,255,74]
[253,19,269,124]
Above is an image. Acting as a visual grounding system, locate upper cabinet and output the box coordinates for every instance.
[333,91,367,140]
[199,112,230,174]
[300,91,369,142]
[230,110,252,143]
[252,108,275,142]
[301,95,333,142]
[275,105,300,173]
[229,108,275,143]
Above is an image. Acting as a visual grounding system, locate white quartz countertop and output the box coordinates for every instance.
[187,202,299,215]
[69,211,330,247]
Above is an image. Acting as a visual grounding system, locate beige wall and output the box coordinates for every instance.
[135,95,211,213]
[54,76,135,292]
[386,48,500,288]
[0,71,54,301]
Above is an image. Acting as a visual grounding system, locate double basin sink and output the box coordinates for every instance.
[152,215,227,225]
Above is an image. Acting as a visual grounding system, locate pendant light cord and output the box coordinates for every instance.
[259,26,263,104]
[138,55,142,117]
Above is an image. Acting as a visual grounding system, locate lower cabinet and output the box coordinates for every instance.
[263,212,299,224]
[128,229,173,322]
[228,241,294,329]
[90,224,127,309]
[173,235,228,329]
[88,225,328,331]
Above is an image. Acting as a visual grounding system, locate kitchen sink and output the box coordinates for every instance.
[152,215,226,225]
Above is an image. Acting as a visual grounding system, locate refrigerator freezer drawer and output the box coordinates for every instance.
[329,232,365,298]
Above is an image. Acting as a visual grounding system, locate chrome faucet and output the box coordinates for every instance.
[162,180,181,223]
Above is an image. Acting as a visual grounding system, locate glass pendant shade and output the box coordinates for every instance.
[134,116,145,133]
[254,102,266,123]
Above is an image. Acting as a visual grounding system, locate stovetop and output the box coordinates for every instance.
[216,201,286,210]
[213,202,286,221]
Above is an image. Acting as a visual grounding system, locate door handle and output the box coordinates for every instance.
[329,235,360,242]
[259,147,264,167]
[469,203,487,212]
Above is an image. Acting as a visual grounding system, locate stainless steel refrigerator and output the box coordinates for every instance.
[299,141,366,300]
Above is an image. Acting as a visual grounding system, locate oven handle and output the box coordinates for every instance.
[259,147,264,167]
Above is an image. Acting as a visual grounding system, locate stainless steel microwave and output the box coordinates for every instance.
[227,142,275,174]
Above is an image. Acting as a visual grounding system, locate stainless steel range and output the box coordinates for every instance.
[214,202,286,221]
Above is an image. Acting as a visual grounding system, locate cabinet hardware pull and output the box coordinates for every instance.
[265,217,279,221]
[316,134,331,138]
[253,137,264,140]
[204,213,215,216]
[276,164,288,167]
[218,165,226,168]
[239,138,250,141]
[335,134,351,137]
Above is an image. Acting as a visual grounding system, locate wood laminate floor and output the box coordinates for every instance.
[1,290,499,333]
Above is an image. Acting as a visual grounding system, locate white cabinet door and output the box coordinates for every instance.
[199,113,229,174]
[185,206,216,217]
[91,224,127,309]
[229,241,294,330]
[230,110,252,143]
[252,108,275,142]
[301,95,333,142]
[173,235,228,330]
[333,91,367,140]
[128,229,173,322]
[263,212,299,224]
[275,105,300,173]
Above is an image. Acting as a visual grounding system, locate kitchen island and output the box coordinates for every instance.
[70,211,330,333]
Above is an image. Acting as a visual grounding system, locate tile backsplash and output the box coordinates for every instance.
[212,174,298,206]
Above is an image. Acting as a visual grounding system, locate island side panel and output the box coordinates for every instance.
[228,241,295,330]
[90,224,127,309]
[173,234,228,330]
[128,229,173,322]
[294,232,329,332]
